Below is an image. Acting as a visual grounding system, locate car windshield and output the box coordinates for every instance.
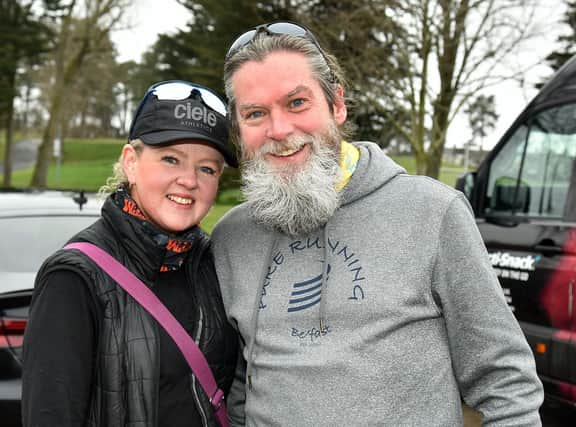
[0,215,98,273]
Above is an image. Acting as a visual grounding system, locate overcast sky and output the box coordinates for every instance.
[110,0,569,151]
[111,0,190,64]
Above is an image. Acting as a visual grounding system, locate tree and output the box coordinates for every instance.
[464,94,497,170]
[30,0,128,188]
[465,94,498,153]
[34,28,124,139]
[140,0,293,95]
[544,1,576,73]
[64,34,121,138]
[298,0,409,149]
[115,60,138,136]
[0,0,49,187]
[366,0,541,177]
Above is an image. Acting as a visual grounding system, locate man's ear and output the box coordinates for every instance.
[121,144,138,184]
[333,84,347,125]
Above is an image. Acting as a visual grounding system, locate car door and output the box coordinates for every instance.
[476,103,576,403]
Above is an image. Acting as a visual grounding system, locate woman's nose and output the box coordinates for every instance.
[176,169,198,188]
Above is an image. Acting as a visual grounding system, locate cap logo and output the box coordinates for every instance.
[174,103,217,128]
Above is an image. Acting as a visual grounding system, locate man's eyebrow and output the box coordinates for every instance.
[286,85,312,97]
[237,102,261,112]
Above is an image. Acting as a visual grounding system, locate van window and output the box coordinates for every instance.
[484,103,576,218]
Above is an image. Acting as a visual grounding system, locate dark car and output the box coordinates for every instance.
[456,54,576,413]
[0,190,101,427]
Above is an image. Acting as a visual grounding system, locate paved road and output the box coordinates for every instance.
[0,139,40,174]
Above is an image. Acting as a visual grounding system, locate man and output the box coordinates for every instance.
[212,22,543,426]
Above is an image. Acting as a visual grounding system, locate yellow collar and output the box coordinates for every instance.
[336,140,360,192]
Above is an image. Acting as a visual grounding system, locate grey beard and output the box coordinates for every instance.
[240,128,343,236]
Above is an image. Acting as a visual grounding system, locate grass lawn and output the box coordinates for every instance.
[201,203,237,232]
[3,139,466,233]
[8,138,122,190]
[392,155,465,187]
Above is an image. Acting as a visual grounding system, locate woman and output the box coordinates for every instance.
[22,81,239,427]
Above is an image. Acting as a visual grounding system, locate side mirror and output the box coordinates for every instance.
[491,178,531,213]
[455,172,475,201]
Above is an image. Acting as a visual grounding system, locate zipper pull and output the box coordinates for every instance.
[320,318,325,334]
[248,375,253,391]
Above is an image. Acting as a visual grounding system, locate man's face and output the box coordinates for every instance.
[231,50,346,170]
[230,50,348,235]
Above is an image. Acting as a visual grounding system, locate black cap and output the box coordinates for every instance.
[129,93,238,168]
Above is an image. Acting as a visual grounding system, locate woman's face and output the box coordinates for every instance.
[122,140,224,233]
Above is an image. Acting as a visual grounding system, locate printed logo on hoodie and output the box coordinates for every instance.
[256,236,369,347]
[287,265,331,312]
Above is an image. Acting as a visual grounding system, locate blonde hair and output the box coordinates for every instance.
[98,139,144,198]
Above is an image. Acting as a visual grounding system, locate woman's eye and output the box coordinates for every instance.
[199,166,217,176]
[162,156,178,165]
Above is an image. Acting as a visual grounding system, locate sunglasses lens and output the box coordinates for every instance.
[227,29,257,58]
[153,82,195,100]
[152,82,227,116]
[193,88,227,116]
[226,22,320,60]
[267,22,308,38]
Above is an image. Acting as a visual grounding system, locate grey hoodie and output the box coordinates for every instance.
[212,141,543,426]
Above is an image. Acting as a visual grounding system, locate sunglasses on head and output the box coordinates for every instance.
[226,21,323,60]
[128,80,228,139]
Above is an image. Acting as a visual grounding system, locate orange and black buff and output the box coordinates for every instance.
[113,187,196,272]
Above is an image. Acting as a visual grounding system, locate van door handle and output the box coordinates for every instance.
[534,241,563,255]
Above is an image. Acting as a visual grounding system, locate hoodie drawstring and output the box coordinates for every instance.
[319,227,330,333]
[245,235,278,390]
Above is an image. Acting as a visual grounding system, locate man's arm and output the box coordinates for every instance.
[433,194,544,426]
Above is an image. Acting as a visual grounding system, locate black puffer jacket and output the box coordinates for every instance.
[33,193,237,427]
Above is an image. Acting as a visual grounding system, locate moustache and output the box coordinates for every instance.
[256,135,315,156]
